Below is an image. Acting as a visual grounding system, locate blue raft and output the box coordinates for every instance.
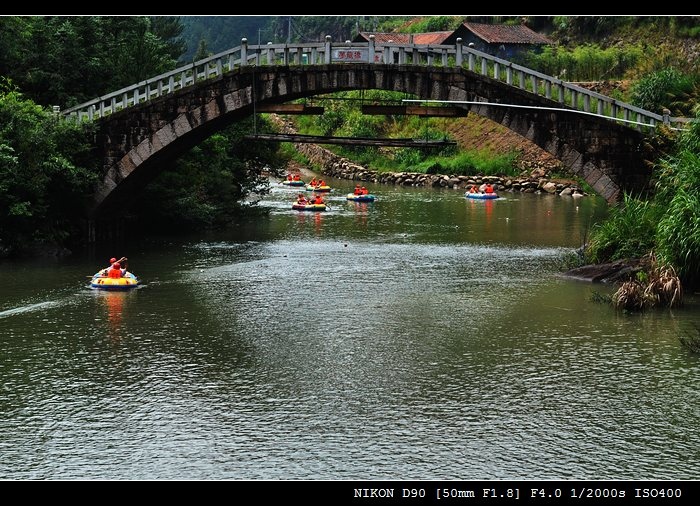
[465,192,498,200]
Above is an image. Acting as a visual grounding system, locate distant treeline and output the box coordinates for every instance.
[0,16,185,108]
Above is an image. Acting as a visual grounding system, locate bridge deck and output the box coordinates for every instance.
[61,37,690,132]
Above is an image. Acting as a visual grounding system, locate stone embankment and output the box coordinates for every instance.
[274,116,587,197]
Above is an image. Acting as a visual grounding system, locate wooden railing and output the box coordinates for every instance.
[61,36,690,131]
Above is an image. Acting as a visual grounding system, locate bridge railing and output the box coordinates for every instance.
[61,37,689,131]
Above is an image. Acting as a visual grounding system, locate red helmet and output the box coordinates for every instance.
[113,262,120,269]
[110,257,117,263]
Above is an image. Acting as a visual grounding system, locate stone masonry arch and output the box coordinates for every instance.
[92,64,648,217]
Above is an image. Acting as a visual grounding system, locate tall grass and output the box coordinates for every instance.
[520,44,645,81]
[403,16,462,33]
[630,68,700,115]
[586,193,662,263]
[410,150,519,176]
[587,111,700,288]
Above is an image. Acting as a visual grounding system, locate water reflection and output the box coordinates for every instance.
[93,290,135,341]
[294,207,325,234]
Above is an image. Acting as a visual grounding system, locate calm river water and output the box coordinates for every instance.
[1,177,699,480]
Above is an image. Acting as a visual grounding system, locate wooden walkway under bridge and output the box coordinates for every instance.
[245,133,456,148]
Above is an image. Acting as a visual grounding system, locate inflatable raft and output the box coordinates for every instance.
[465,192,499,200]
[306,185,331,192]
[292,203,327,211]
[90,271,139,290]
[346,193,376,202]
[281,180,305,187]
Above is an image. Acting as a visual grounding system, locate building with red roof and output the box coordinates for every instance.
[444,22,553,58]
[353,22,552,60]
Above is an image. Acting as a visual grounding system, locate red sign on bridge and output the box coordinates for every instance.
[332,48,382,63]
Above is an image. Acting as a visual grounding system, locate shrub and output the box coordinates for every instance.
[586,193,662,263]
[630,68,699,115]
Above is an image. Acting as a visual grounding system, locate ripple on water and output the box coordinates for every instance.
[1,190,699,479]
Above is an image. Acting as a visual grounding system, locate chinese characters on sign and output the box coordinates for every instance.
[332,49,381,63]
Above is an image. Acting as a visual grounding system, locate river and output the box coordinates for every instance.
[1,177,699,480]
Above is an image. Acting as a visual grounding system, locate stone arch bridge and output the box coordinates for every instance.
[63,39,687,219]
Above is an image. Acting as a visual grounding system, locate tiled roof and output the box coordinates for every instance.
[355,31,452,45]
[412,32,453,45]
[462,22,552,45]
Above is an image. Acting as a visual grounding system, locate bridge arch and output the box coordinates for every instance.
[92,64,649,217]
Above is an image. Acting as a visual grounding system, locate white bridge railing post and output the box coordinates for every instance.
[324,35,332,64]
[663,108,671,125]
[267,42,274,65]
[240,38,248,67]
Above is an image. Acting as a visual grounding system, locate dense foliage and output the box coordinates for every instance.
[0,16,185,108]
[180,16,399,61]
[587,116,700,286]
[520,44,645,81]
[0,16,289,256]
[630,68,700,116]
[0,85,98,255]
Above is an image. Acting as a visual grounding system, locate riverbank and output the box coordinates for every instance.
[273,116,587,197]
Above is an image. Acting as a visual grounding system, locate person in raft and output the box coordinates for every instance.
[312,194,325,205]
[286,174,293,181]
[468,184,479,193]
[360,186,369,195]
[309,177,318,187]
[354,184,362,195]
[296,193,308,205]
[119,258,129,276]
[293,173,301,181]
[108,262,123,278]
[101,256,127,276]
[484,183,495,194]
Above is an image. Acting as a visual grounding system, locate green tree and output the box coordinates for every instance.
[0,85,97,255]
[194,38,210,61]
[0,16,187,108]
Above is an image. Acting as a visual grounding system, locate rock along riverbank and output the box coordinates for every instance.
[273,116,587,197]
[291,138,587,197]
